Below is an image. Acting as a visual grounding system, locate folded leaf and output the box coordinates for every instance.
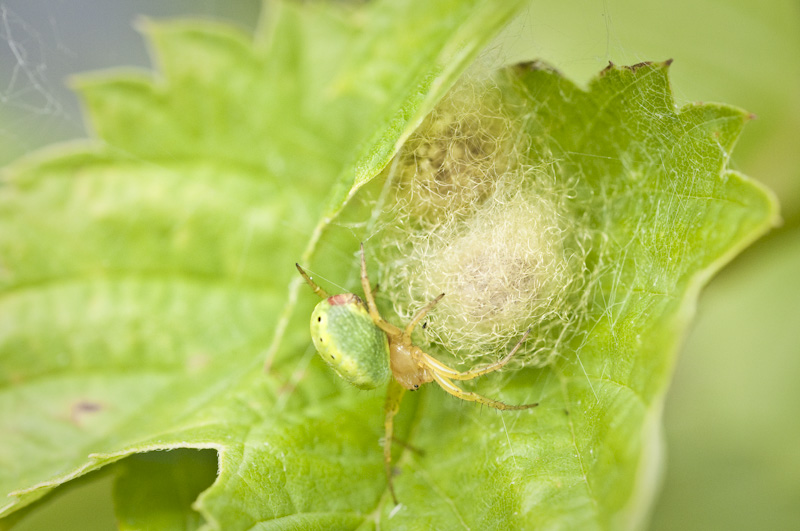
[0,1,776,530]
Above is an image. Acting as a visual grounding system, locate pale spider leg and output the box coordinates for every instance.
[404,293,445,336]
[384,379,406,504]
[295,264,330,299]
[431,372,538,410]
[359,243,379,316]
[359,243,403,337]
[421,328,531,381]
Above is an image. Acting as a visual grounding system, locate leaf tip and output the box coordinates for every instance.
[602,58,673,75]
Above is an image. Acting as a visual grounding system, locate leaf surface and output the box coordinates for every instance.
[0,0,526,528]
[0,1,776,530]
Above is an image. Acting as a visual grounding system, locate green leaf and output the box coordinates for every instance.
[0,2,776,531]
[344,61,776,530]
[0,0,526,528]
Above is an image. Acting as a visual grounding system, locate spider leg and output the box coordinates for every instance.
[421,328,531,381]
[431,372,538,410]
[384,379,406,504]
[404,293,445,336]
[359,243,403,336]
[359,243,381,316]
[295,264,330,299]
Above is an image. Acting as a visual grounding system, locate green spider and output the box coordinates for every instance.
[296,244,538,503]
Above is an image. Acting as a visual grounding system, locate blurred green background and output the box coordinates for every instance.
[1,0,797,529]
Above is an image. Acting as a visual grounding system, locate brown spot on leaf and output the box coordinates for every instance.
[70,400,104,426]
[75,401,102,413]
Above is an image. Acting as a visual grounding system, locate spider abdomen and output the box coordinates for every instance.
[310,294,391,389]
